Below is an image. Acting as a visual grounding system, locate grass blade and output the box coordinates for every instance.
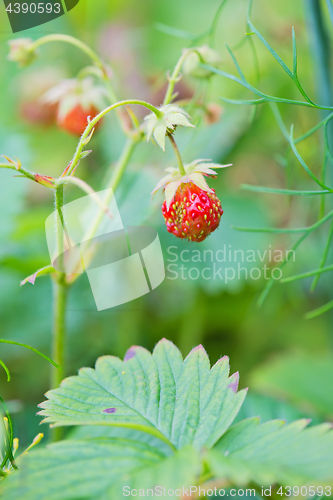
[0,340,59,369]
[305,299,333,319]
[241,184,332,195]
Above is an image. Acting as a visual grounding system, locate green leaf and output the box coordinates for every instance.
[250,352,333,418]
[247,21,292,78]
[0,340,59,369]
[1,434,201,500]
[305,299,333,319]
[241,184,331,196]
[292,26,297,76]
[38,339,246,450]
[154,22,198,40]
[207,417,333,485]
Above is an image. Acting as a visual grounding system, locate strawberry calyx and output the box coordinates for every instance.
[152,159,231,209]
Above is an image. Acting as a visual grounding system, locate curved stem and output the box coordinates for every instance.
[167,133,186,176]
[29,34,129,128]
[66,99,161,177]
[31,34,103,69]
[163,49,201,105]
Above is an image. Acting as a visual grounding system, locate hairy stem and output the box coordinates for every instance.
[167,133,186,176]
[67,99,161,177]
[163,49,201,105]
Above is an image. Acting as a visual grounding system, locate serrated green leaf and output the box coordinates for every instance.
[38,339,246,450]
[0,437,201,500]
[207,417,333,485]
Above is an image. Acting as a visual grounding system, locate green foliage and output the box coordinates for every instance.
[208,418,333,485]
[2,341,333,498]
[250,352,333,419]
[200,1,333,317]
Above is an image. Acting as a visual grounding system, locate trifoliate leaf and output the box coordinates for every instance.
[38,339,246,450]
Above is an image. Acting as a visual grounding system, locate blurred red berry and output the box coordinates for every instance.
[57,104,100,136]
[43,77,106,136]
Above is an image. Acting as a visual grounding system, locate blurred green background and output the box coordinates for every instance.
[0,0,332,447]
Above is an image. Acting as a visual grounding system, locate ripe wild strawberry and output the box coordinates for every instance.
[162,182,223,241]
[42,77,106,136]
[152,159,231,242]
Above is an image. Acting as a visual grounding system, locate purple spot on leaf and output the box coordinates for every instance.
[124,347,137,361]
[103,408,116,414]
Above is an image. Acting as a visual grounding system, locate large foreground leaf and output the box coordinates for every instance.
[208,417,333,485]
[1,431,201,500]
[38,339,246,449]
[2,341,333,499]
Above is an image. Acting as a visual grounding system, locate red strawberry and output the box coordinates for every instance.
[162,182,223,242]
[152,159,231,242]
[57,104,100,136]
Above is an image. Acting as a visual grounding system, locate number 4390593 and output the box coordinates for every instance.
[5,3,61,14]
[277,486,331,497]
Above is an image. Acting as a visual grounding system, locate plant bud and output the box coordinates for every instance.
[8,38,36,67]
[183,45,221,78]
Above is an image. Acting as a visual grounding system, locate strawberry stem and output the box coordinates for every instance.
[167,133,187,176]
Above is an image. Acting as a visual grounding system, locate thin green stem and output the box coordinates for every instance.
[0,163,36,183]
[163,49,201,105]
[311,219,333,291]
[30,34,103,69]
[305,299,333,319]
[209,0,229,47]
[51,186,68,441]
[66,100,161,177]
[0,340,58,369]
[107,139,137,192]
[257,231,309,307]
[294,112,333,144]
[241,184,333,195]
[0,359,10,382]
[81,138,137,245]
[167,133,186,176]
[281,263,333,282]
[51,280,67,391]
[234,207,333,234]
